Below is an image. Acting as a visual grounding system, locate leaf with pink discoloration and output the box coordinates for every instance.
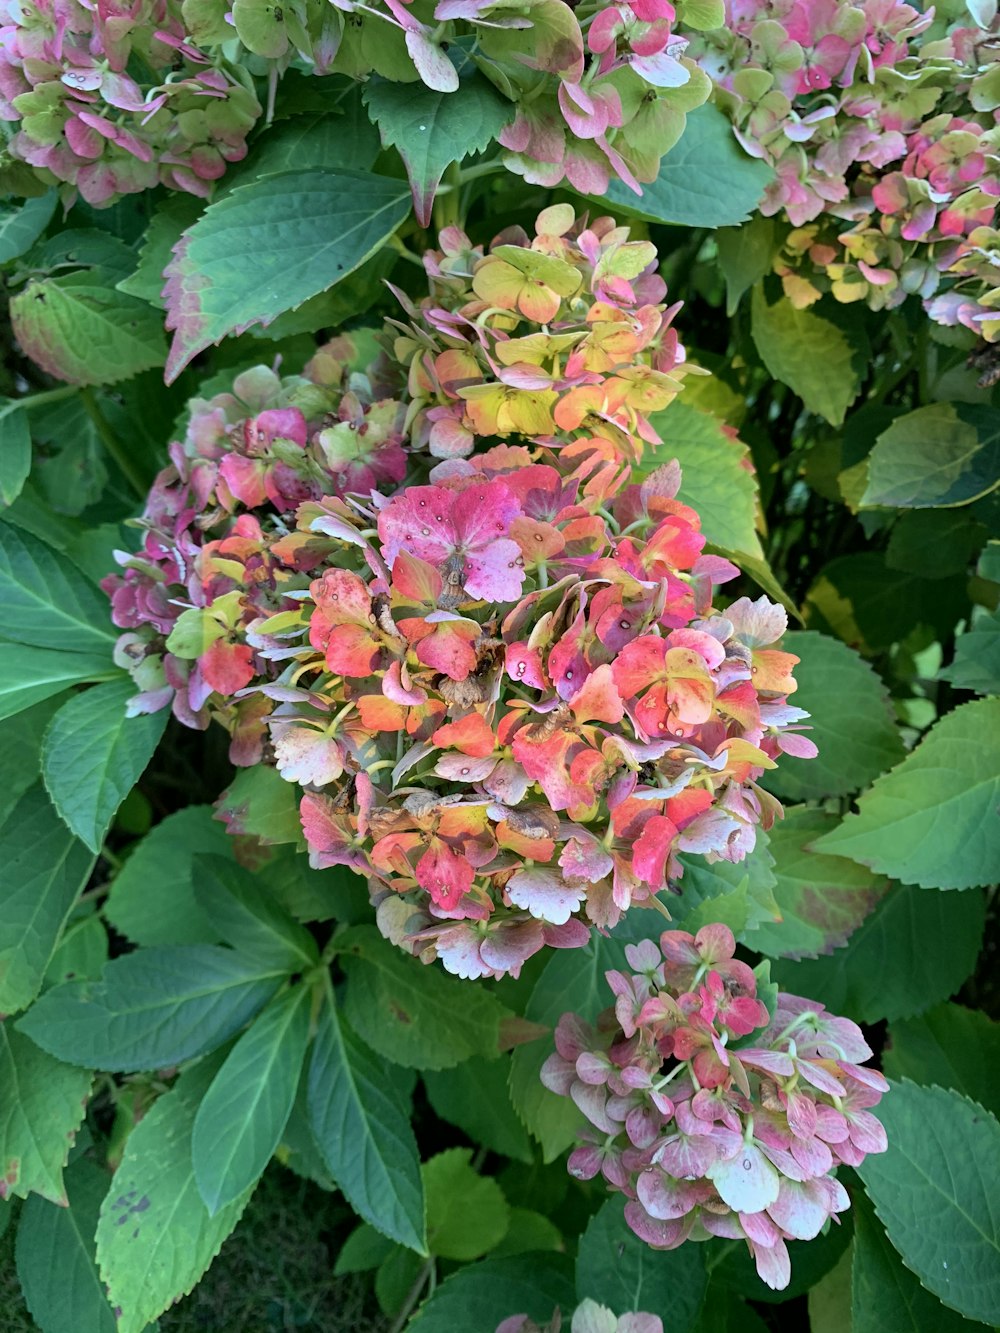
[163,171,410,382]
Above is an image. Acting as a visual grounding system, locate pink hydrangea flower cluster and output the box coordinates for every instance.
[691,0,1000,338]
[498,1300,663,1333]
[102,335,406,731]
[0,0,260,204]
[541,924,889,1290]
[105,209,815,979]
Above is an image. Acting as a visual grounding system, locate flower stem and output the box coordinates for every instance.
[14,384,77,412]
[387,1257,436,1333]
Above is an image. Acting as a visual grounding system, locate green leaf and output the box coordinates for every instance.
[858,1081,1000,1326]
[862,403,1000,509]
[42,679,167,853]
[423,1147,510,1262]
[762,632,904,800]
[886,508,987,580]
[10,271,166,386]
[95,1058,255,1333]
[163,169,410,381]
[408,1254,575,1332]
[116,197,202,310]
[44,911,108,987]
[0,524,115,653]
[192,854,318,972]
[15,1158,120,1333]
[751,288,860,426]
[808,1246,853,1333]
[338,926,508,1070]
[0,1022,92,1204]
[674,832,779,941]
[770,885,985,1025]
[941,610,1000,695]
[364,73,514,225]
[307,991,426,1252]
[226,102,380,189]
[600,104,773,228]
[17,945,285,1072]
[645,399,763,557]
[0,784,96,1015]
[813,698,1000,890]
[213,764,304,846]
[751,809,889,960]
[423,1056,534,1164]
[884,1004,1000,1118]
[805,552,967,655]
[509,935,626,1161]
[0,400,31,508]
[576,1198,706,1329]
[851,1186,972,1333]
[334,1223,397,1275]
[0,645,115,723]
[0,193,57,265]
[0,695,62,824]
[193,985,311,1214]
[493,1208,564,1258]
[716,215,778,314]
[105,806,234,947]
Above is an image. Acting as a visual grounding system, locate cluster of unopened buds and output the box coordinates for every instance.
[498,1300,662,1333]
[105,208,815,978]
[691,0,1000,338]
[0,0,260,204]
[542,925,888,1289]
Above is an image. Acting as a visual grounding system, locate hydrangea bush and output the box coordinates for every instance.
[0,5,997,1332]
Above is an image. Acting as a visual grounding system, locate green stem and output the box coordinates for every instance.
[80,388,145,499]
[387,1257,436,1333]
[457,160,505,186]
[15,384,77,411]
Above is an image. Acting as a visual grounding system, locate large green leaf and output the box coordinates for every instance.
[17,946,284,1071]
[192,854,318,972]
[752,809,889,960]
[337,926,508,1070]
[423,1056,534,1165]
[116,197,202,310]
[770,885,985,1025]
[858,1081,1000,1325]
[577,1198,706,1329]
[95,1059,255,1333]
[674,831,779,941]
[762,632,904,800]
[509,934,626,1161]
[645,399,763,557]
[10,270,166,386]
[307,991,426,1252]
[813,698,1000,889]
[851,1187,972,1333]
[751,288,860,426]
[600,104,773,227]
[0,1022,91,1204]
[213,763,305,846]
[163,170,410,381]
[364,72,514,225]
[42,678,167,853]
[0,524,116,653]
[225,99,380,189]
[423,1148,509,1262]
[0,784,96,1014]
[16,1158,120,1333]
[407,1254,575,1332]
[105,806,234,947]
[716,215,778,314]
[861,403,1000,509]
[0,645,115,723]
[192,984,311,1214]
[884,1004,1000,1118]
[0,400,32,508]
